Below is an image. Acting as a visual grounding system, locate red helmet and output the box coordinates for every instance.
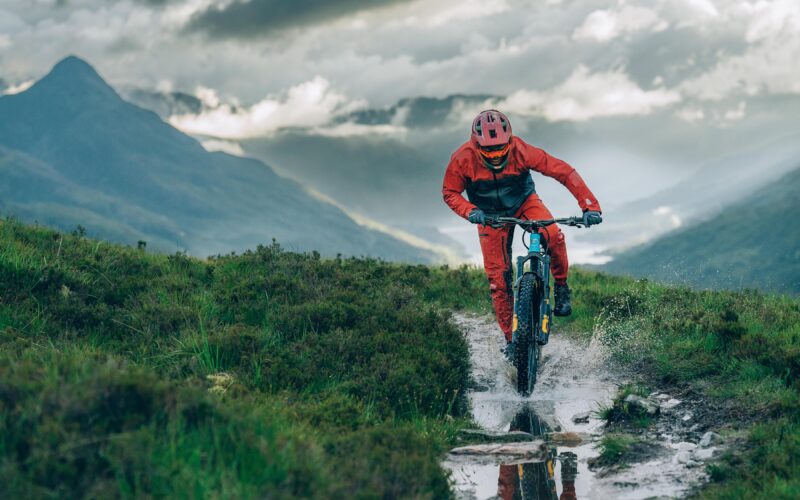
[472,109,512,169]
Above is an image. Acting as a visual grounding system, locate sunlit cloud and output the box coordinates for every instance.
[201,139,245,156]
[498,65,680,122]
[169,76,366,139]
[679,0,800,100]
[573,5,667,42]
[2,79,34,95]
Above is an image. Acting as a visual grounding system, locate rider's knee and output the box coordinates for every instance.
[546,226,565,245]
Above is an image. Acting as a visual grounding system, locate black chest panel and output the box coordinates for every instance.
[465,171,536,216]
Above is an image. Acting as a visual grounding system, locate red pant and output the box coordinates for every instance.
[478,194,568,341]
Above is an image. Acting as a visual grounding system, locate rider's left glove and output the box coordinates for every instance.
[583,210,603,227]
[468,208,486,225]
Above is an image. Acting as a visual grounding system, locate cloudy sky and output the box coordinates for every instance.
[3,0,799,127]
[2,0,799,262]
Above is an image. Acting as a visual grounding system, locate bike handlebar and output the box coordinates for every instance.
[483,215,587,229]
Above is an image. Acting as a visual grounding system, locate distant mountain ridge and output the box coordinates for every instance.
[602,167,800,295]
[0,56,433,262]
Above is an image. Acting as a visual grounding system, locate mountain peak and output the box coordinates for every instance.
[51,56,101,79]
[28,55,119,101]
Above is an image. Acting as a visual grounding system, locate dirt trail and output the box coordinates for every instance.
[442,314,712,499]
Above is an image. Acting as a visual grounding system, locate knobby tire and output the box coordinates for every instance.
[515,273,542,396]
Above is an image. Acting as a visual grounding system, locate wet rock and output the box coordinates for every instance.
[457,429,534,443]
[673,451,693,464]
[674,441,697,452]
[546,432,591,446]
[449,440,548,460]
[685,459,703,468]
[572,411,591,424]
[624,394,660,416]
[693,447,717,461]
[699,431,721,448]
[660,398,682,409]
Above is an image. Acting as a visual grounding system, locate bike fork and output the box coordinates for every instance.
[511,233,554,346]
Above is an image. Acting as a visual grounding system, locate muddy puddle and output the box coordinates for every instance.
[443,314,711,499]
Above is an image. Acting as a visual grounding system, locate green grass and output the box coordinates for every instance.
[563,269,800,498]
[591,434,640,468]
[4,216,799,498]
[597,384,655,429]
[0,218,490,498]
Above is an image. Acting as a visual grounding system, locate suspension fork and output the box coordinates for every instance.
[512,233,543,336]
[512,232,553,344]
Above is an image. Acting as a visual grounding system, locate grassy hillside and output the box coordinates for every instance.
[564,272,800,498]
[0,218,488,498]
[4,215,799,498]
[603,167,800,295]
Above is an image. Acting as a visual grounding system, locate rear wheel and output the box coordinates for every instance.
[515,273,542,396]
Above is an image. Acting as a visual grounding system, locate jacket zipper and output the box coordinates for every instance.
[491,171,502,210]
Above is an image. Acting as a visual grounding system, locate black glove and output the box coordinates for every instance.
[467,208,486,225]
[583,210,602,226]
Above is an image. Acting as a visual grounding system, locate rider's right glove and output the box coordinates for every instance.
[583,210,603,226]
[467,208,486,225]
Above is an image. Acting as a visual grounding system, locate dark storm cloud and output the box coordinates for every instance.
[186,0,413,39]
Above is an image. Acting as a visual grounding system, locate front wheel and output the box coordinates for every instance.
[515,273,542,396]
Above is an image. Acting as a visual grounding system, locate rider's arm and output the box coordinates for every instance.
[515,138,602,213]
[442,152,478,219]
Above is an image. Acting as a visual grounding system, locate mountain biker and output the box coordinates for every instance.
[442,110,602,356]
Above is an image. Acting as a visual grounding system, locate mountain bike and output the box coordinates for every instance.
[484,215,587,396]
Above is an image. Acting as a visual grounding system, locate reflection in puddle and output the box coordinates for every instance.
[446,314,712,500]
[443,314,617,500]
[498,406,577,500]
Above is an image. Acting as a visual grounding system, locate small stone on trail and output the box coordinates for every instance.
[457,429,534,443]
[624,394,660,416]
[699,431,721,448]
[660,398,682,409]
[674,441,697,452]
[682,412,693,422]
[572,411,591,424]
[693,447,716,461]
[673,451,693,464]
[656,393,671,400]
[546,432,590,446]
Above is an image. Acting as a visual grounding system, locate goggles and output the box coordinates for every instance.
[478,142,510,160]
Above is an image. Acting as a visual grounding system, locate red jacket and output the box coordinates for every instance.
[442,136,601,218]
